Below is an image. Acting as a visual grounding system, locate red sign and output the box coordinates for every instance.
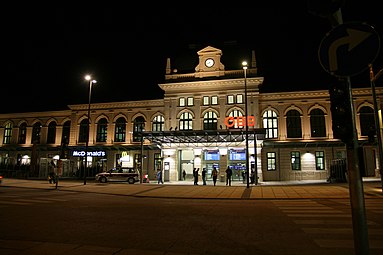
[224,116,255,128]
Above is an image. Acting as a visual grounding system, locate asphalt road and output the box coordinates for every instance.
[0,181,382,255]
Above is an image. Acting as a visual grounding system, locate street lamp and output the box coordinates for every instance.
[242,61,250,188]
[84,75,97,185]
[369,64,383,191]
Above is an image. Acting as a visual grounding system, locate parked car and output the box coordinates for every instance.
[95,168,139,184]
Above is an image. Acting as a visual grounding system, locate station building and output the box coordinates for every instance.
[0,46,381,183]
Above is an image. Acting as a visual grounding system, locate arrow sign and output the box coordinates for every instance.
[319,22,380,77]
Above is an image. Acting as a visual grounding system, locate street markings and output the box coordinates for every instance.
[272,199,383,250]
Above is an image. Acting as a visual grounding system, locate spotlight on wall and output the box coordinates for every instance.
[169,127,173,131]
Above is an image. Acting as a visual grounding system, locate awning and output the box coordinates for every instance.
[139,129,266,147]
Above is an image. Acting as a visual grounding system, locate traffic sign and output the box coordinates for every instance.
[318,22,380,77]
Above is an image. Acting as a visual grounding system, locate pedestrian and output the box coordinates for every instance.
[193,168,199,185]
[250,169,255,184]
[225,166,232,186]
[182,169,186,181]
[157,169,163,184]
[202,168,207,185]
[212,167,218,186]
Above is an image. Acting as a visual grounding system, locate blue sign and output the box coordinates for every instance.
[318,22,380,77]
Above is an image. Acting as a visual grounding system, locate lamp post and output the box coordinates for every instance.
[242,61,250,188]
[369,64,383,191]
[84,75,97,185]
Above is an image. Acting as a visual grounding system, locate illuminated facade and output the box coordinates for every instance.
[0,46,381,183]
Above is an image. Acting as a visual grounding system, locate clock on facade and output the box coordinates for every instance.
[205,58,215,68]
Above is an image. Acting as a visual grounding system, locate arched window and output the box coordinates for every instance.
[262,110,278,139]
[133,116,145,142]
[18,122,27,144]
[3,122,13,144]
[96,118,108,142]
[152,115,164,132]
[286,109,302,138]
[47,121,57,144]
[31,122,42,144]
[228,109,243,129]
[114,117,126,142]
[78,119,88,143]
[203,111,217,130]
[310,109,326,138]
[61,121,71,145]
[359,106,375,136]
[179,112,193,130]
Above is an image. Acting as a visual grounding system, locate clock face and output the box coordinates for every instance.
[205,58,215,68]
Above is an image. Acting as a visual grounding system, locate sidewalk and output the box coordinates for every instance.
[2,177,382,199]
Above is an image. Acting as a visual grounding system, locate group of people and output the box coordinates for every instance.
[159,167,255,185]
[186,166,233,186]
[192,167,207,185]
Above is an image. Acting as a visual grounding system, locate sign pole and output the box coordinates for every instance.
[343,76,370,254]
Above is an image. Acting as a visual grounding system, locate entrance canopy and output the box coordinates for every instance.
[139,129,266,147]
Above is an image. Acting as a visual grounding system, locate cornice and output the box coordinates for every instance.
[259,87,383,102]
[68,99,164,111]
[159,77,264,94]
[0,110,72,119]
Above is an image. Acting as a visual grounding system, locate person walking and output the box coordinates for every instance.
[156,169,163,184]
[212,167,218,186]
[225,166,232,186]
[202,168,207,185]
[182,169,186,181]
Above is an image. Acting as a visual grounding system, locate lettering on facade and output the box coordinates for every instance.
[224,116,255,128]
[72,151,106,157]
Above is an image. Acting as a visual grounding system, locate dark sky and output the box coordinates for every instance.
[3,2,383,114]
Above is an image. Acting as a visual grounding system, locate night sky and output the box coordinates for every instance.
[3,2,383,114]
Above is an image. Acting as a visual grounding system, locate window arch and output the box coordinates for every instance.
[96,118,108,142]
[47,121,57,144]
[18,122,27,144]
[115,117,127,142]
[31,122,42,144]
[310,108,326,138]
[78,119,88,143]
[227,109,243,129]
[286,109,302,138]
[203,111,217,130]
[152,115,164,132]
[3,122,13,144]
[179,112,193,130]
[133,116,145,142]
[359,106,375,136]
[262,110,278,139]
[61,121,71,145]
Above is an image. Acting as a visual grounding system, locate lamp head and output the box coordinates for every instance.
[242,61,248,70]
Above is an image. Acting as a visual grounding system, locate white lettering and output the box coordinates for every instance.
[72,150,106,157]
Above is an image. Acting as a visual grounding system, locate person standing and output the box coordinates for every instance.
[225,166,232,186]
[193,168,199,185]
[250,169,255,184]
[182,169,186,181]
[202,168,207,185]
[212,167,218,186]
[157,169,163,184]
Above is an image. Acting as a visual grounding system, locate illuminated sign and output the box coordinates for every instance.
[224,116,255,128]
[72,151,106,157]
